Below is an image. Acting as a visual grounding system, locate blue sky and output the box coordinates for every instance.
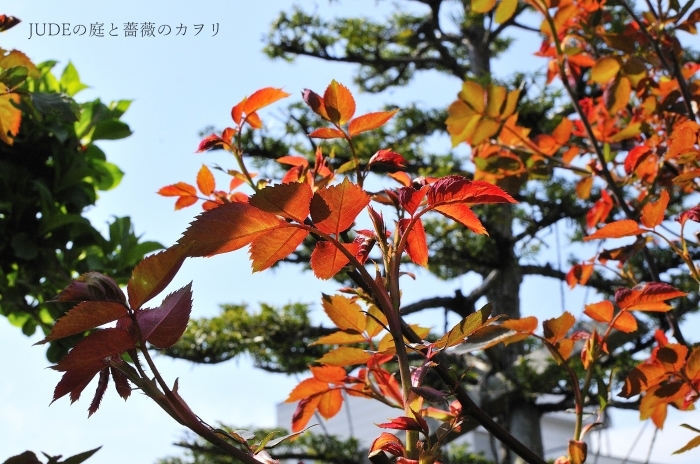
[1,1,700,463]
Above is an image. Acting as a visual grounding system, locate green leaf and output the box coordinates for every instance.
[59,62,89,97]
[91,120,132,141]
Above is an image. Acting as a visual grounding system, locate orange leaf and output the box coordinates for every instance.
[0,92,21,145]
[543,312,575,344]
[246,111,263,129]
[612,311,638,333]
[317,388,343,419]
[38,302,128,344]
[434,203,487,235]
[583,219,645,241]
[398,218,429,267]
[323,80,355,125]
[286,377,329,402]
[348,110,399,136]
[242,87,290,115]
[369,432,405,458]
[158,182,197,197]
[556,339,575,361]
[291,396,322,433]
[310,178,370,235]
[317,346,372,366]
[398,186,429,216]
[249,226,308,272]
[308,127,346,139]
[616,282,687,312]
[685,347,700,380]
[501,316,538,333]
[310,241,360,280]
[174,196,198,210]
[312,330,367,345]
[178,203,282,257]
[311,365,347,383]
[621,363,667,398]
[656,344,688,372]
[302,89,330,121]
[127,244,189,310]
[584,301,613,323]
[427,175,516,206]
[321,294,367,333]
[640,190,669,229]
[249,182,312,222]
[566,263,593,288]
[196,165,215,196]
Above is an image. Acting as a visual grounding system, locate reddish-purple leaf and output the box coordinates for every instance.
[136,283,193,349]
[399,219,429,267]
[302,89,330,121]
[111,366,131,400]
[376,416,424,432]
[88,368,110,417]
[128,244,190,310]
[38,301,129,345]
[369,432,405,458]
[178,203,283,257]
[52,363,104,404]
[249,182,313,222]
[679,205,700,225]
[428,175,516,205]
[398,186,429,216]
[53,272,126,305]
[54,329,136,372]
[368,149,407,170]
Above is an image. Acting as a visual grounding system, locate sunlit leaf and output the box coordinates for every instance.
[310,178,369,235]
[178,203,282,257]
[323,81,355,125]
[308,127,346,139]
[495,0,518,24]
[399,218,429,267]
[196,165,215,196]
[38,302,128,344]
[317,346,372,366]
[434,304,492,349]
[591,57,621,84]
[285,377,329,403]
[543,312,575,344]
[583,219,645,241]
[348,110,399,136]
[616,282,686,312]
[583,301,613,323]
[249,182,313,222]
[242,87,290,115]
[249,226,308,272]
[612,311,637,333]
[0,93,21,145]
[369,432,405,458]
[317,388,343,419]
[321,293,367,333]
[640,190,669,229]
[310,241,360,280]
[128,244,189,310]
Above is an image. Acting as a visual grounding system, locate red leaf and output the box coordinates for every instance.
[196,165,216,196]
[38,301,128,344]
[249,226,308,272]
[368,149,406,171]
[427,175,516,205]
[586,190,613,229]
[398,186,429,216]
[583,219,646,241]
[679,205,700,225]
[348,110,399,137]
[317,389,343,419]
[323,80,355,125]
[53,272,126,305]
[302,89,330,121]
[54,329,136,372]
[308,127,346,139]
[52,363,104,404]
[242,87,290,115]
[249,182,313,222]
[178,203,283,257]
[128,244,189,310]
[110,366,131,400]
[136,284,193,349]
[615,282,687,312]
[196,134,227,152]
[310,241,360,280]
[369,432,405,458]
[377,416,424,432]
[310,178,370,235]
[399,219,429,267]
[641,190,669,229]
[88,368,110,417]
